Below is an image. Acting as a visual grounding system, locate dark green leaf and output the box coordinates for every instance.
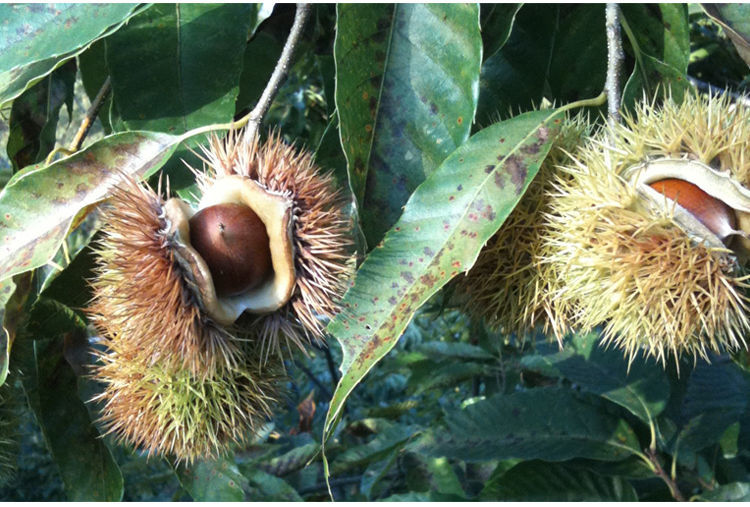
[174,456,246,502]
[521,332,670,424]
[236,32,283,115]
[675,359,747,454]
[0,4,139,107]
[335,4,482,245]
[480,4,522,61]
[361,449,399,500]
[17,336,123,501]
[415,341,495,361]
[0,131,181,282]
[480,460,638,501]
[325,109,563,441]
[416,388,641,462]
[477,5,606,125]
[107,4,256,133]
[620,4,690,106]
[7,61,76,170]
[332,423,418,473]
[702,4,750,67]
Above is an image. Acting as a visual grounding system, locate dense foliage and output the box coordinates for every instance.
[1,3,750,501]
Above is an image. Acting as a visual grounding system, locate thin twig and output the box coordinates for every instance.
[646,448,686,502]
[687,75,750,106]
[244,3,311,141]
[605,3,623,130]
[69,77,111,152]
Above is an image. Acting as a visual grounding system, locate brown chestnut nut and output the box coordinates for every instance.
[189,203,273,297]
[649,178,737,242]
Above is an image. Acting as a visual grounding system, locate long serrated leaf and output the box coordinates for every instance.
[521,332,670,425]
[0,131,181,283]
[480,460,638,501]
[17,335,123,501]
[174,457,247,501]
[324,108,563,440]
[415,388,641,463]
[107,4,256,133]
[335,4,482,245]
[0,4,140,108]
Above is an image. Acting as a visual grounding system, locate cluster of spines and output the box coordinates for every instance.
[195,130,354,358]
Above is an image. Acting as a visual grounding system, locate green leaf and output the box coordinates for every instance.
[0,273,31,387]
[7,61,76,170]
[243,468,303,501]
[477,5,606,125]
[521,332,670,424]
[415,341,495,361]
[260,440,320,477]
[699,482,750,501]
[0,131,181,282]
[324,108,564,441]
[702,4,750,68]
[107,4,256,134]
[408,360,493,395]
[334,4,482,245]
[332,423,418,473]
[675,359,747,454]
[0,4,139,108]
[480,460,638,501]
[174,456,246,502]
[416,388,641,462]
[236,32,283,115]
[620,4,690,106]
[361,449,399,500]
[17,336,123,501]
[480,4,522,61]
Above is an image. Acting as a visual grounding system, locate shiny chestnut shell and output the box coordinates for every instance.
[648,178,737,242]
[189,203,273,297]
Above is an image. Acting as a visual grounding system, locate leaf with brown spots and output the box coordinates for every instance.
[334,4,482,247]
[324,108,564,445]
[0,4,140,108]
[0,131,181,282]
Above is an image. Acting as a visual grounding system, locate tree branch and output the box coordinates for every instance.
[605,3,623,130]
[646,448,685,502]
[243,3,311,141]
[69,77,111,152]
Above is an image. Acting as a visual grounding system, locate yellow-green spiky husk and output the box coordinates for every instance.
[193,130,355,358]
[88,176,281,462]
[543,90,750,363]
[455,115,592,339]
[88,177,240,376]
[92,337,279,464]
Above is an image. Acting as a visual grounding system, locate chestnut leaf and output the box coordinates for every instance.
[0,131,182,283]
[324,107,564,445]
[0,4,140,108]
[335,4,482,247]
